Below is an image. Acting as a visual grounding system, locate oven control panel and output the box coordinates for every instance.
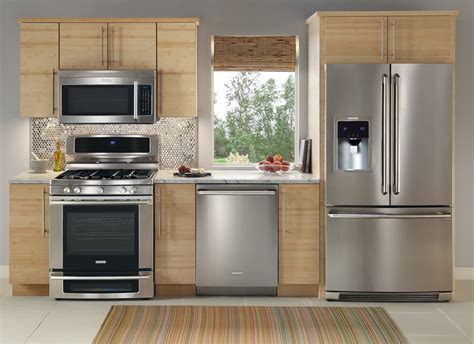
[51,184,153,196]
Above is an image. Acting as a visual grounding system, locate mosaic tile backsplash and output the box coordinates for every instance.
[31,118,197,169]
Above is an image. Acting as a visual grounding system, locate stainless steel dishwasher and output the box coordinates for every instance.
[196,184,278,296]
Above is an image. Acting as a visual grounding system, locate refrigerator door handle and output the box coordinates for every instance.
[382,73,389,195]
[393,73,401,195]
[328,212,451,219]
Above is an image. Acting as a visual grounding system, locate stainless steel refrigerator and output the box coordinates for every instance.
[325,64,453,301]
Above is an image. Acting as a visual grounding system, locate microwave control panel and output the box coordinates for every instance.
[139,85,153,116]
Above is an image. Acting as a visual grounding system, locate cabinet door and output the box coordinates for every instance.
[60,23,107,69]
[279,184,319,285]
[157,23,197,117]
[388,16,455,63]
[109,23,156,69]
[20,23,58,118]
[155,184,195,285]
[325,17,387,63]
[9,184,49,285]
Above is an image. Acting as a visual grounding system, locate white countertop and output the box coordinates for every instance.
[153,170,319,184]
[8,170,61,184]
[8,170,319,184]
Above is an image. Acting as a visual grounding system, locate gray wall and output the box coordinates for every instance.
[0,0,472,267]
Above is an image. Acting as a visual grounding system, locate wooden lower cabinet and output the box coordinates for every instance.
[278,184,320,296]
[9,184,50,296]
[154,184,196,296]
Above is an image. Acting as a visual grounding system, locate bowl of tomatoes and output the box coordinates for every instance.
[256,155,292,174]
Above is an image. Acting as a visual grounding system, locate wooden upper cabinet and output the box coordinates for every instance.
[9,184,50,286]
[109,23,157,69]
[20,23,58,118]
[279,184,320,285]
[60,23,108,69]
[155,184,196,285]
[388,16,455,63]
[157,23,197,117]
[325,16,387,63]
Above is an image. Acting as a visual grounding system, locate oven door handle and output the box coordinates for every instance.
[49,200,153,206]
[50,273,152,281]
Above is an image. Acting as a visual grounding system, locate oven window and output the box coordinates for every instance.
[61,85,134,116]
[63,205,139,271]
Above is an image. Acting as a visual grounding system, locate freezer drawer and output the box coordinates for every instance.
[196,185,278,295]
[326,207,453,293]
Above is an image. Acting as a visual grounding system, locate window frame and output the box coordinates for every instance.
[209,35,300,169]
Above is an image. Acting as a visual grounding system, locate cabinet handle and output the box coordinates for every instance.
[381,18,384,61]
[101,26,105,66]
[282,189,287,239]
[158,69,163,115]
[392,18,396,61]
[110,27,115,66]
[52,69,56,115]
[41,187,46,238]
[157,186,161,238]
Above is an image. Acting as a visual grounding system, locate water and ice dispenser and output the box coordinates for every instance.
[337,120,369,171]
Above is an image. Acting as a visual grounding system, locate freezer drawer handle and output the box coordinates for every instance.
[328,213,451,219]
[197,190,276,196]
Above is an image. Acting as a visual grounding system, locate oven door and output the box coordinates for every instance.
[50,196,154,298]
[58,70,155,124]
[50,196,153,272]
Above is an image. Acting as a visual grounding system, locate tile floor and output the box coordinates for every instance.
[0,278,472,344]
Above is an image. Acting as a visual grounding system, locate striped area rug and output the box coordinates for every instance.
[93,306,407,344]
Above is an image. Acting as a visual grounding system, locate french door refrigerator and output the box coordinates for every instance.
[325,64,453,301]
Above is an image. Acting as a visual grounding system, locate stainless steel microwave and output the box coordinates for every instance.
[58,70,156,124]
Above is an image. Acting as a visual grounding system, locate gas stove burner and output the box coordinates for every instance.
[56,169,156,181]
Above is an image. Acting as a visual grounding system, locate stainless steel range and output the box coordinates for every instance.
[49,135,158,299]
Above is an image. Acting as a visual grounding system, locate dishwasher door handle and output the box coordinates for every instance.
[197,190,276,196]
[328,213,452,219]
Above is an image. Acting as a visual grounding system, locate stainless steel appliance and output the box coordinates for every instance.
[325,64,453,301]
[49,135,158,299]
[58,70,155,124]
[196,185,278,296]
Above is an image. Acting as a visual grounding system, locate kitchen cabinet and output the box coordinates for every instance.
[9,184,50,296]
[20,23,58,118]
[325,17,388,63]
[60,23,156,70]
[318,13,456,65]
[157,23,197,117]
[154,184,196,296]
[109,23,157,70]
[388,16,456,63]
[60,23,108,69]
[278,184,319,296]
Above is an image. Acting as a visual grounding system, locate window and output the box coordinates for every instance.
[212,36,297,165]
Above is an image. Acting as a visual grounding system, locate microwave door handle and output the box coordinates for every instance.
[133,81,139,121]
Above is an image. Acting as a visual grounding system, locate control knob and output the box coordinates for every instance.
[97,187,104,194]
[63,187,71,194]
[73,187,82,194]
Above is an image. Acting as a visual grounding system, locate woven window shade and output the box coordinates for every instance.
[213,36,296,72]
